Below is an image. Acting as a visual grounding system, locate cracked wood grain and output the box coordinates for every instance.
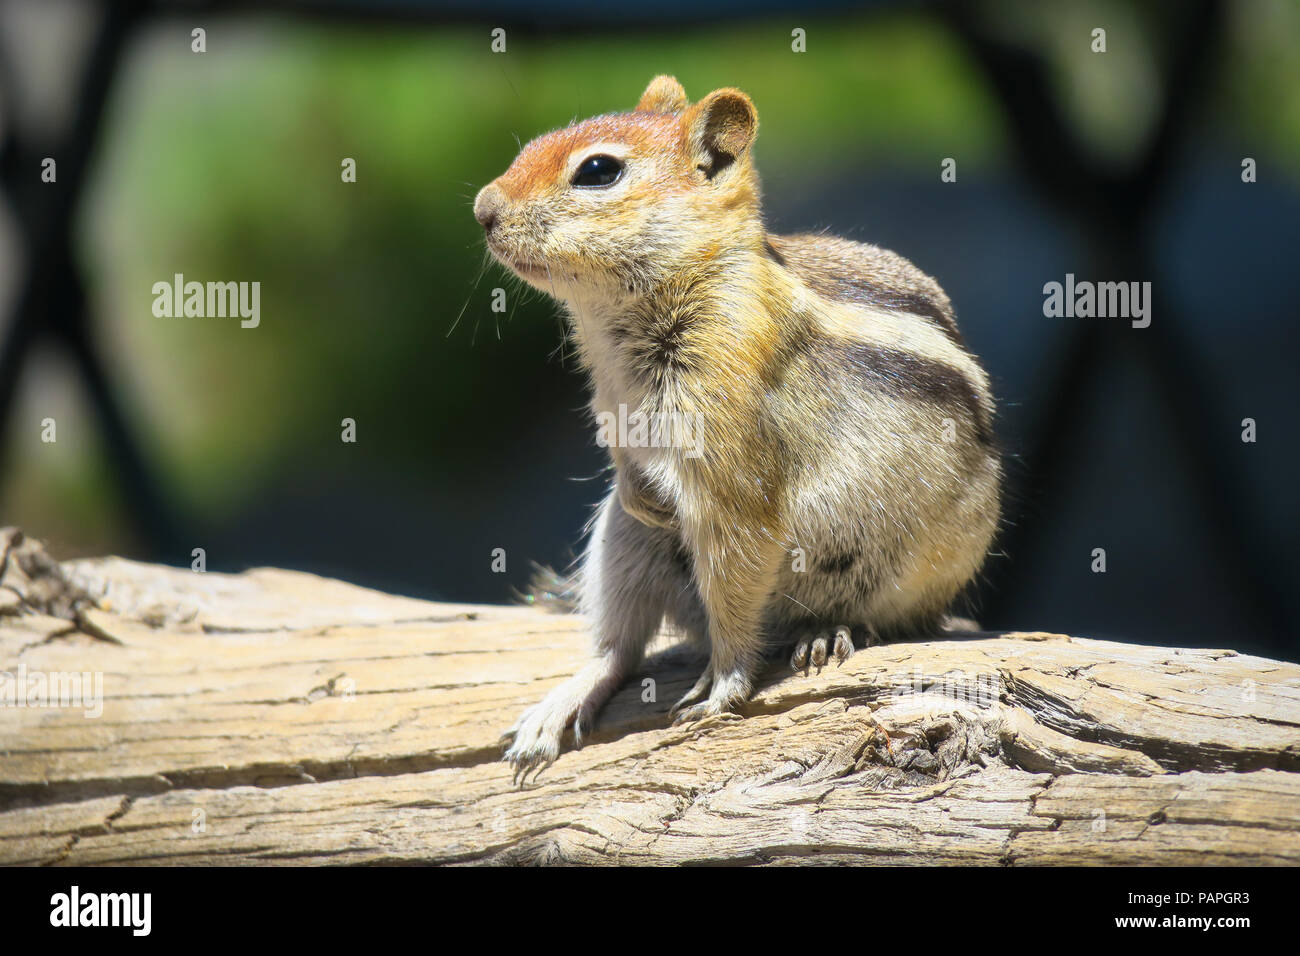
[0,530,1297,865]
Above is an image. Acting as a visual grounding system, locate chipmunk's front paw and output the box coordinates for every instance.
[670,698,736,725]
[668,666,749,726]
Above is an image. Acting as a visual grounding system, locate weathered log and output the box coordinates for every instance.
[0,528,1297,865]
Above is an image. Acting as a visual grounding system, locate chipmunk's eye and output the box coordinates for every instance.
[572,154,623,188]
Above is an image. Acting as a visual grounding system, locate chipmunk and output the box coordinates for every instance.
[476,76,1001,782]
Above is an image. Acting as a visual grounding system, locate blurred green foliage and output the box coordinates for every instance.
[5,3,1298,567]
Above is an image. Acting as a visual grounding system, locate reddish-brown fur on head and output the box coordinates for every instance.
[491,113,685,205]
[473,76,762,301]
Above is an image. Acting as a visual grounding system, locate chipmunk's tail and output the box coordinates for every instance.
[514,561,580,614]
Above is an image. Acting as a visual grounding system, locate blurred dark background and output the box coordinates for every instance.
[0,0,1296,658]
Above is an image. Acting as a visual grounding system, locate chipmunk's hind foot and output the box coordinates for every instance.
[790,624,881,673]
[501,660,625,786]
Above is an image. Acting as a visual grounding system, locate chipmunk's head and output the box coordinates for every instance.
[473,76,761,301]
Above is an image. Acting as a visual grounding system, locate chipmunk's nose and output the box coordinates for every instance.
[473,185,503,233]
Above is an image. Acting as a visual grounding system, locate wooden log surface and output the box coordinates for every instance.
[0,528,1297,865]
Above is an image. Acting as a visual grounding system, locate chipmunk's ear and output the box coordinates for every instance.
[636,75,688,115]
[685,88,757,178]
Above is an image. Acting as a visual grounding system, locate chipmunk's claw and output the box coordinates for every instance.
[832,625,854,665]
[810,631,830,670]
[671,702,711,725]
[517,755,555,787]
[790,633,811,672]
[671,698,738,726]
[572,705,597,749]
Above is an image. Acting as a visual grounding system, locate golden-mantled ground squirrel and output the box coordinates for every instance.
[476,76,1001,782]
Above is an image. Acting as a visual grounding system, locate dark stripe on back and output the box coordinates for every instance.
[824,340,995,447]
[803,271,964,347]
[766,236,966,346]
[816,551,858,574]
